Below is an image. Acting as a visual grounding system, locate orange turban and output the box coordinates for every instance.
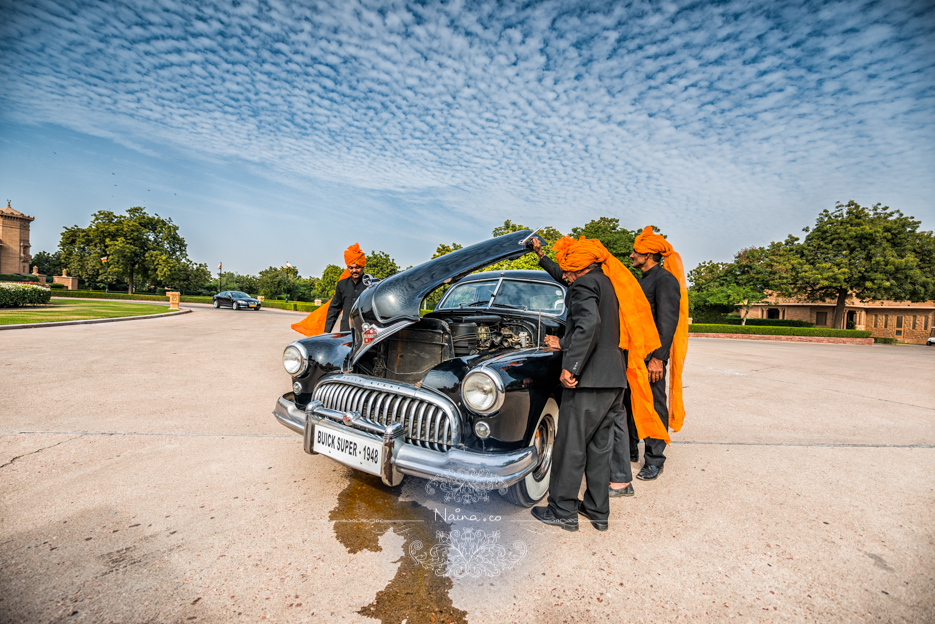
[633,226,689,433]
[344,243,366,267]
[554,236,670,443]
[291,243,364,337]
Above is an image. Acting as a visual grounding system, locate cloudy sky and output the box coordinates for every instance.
[1,0,933,278]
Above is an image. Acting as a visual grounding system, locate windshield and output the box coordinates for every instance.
[231,291,251,299]
[437,280,499,309]
[438,279,564,314]
[494,280,565,313]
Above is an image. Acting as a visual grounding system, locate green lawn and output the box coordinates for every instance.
[0,300,172,325]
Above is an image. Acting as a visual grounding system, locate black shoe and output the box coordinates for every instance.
[531,506,579,531]
[636,464,664,481]
[576,501,609,531]
[608,483,634,498]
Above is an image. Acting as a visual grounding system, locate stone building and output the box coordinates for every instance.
[749,295,935,345]
[0,200,34,275]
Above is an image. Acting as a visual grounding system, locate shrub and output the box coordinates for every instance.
[715,317,815,328]
[0,274,44,283]
[261,300,321,312]
[0,282,52,307]
[873,337,898,344]
[50,283,66,289]
[689,324,871,338]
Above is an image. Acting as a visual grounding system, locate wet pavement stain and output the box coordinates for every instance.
[330,472,469,624]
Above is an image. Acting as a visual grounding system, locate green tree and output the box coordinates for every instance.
[687,261,734,321]
[688,260,731,290]
[569,217,640,278]
[30,250,65,276]
[222,273,260,295]
[687,245,793,324]
[703,283,767,325]
[485,220,564,273]
[431,243,463,259]
[258,265,299,299]
[59,207,190,294]
[788,201,935,328]
[366,250,400,281]
[319,264,344,299]
[163,260,212,294]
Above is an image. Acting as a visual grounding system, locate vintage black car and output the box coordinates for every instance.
[273,230,567,506]
[213,291,262,310]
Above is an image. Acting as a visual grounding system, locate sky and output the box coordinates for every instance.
[1,0,933,279]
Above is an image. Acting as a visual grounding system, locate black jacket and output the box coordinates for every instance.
[557,267,627,389]
[325,276,367,332]
[639,264,681,362]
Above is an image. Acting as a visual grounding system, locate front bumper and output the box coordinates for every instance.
[273,393,538,488]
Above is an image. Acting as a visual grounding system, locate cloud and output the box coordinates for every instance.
[1,0,934,266]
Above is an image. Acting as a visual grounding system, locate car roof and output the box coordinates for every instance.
[459,270,559,283]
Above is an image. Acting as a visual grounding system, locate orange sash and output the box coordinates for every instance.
[554,237,669,443]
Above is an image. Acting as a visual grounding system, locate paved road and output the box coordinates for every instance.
[1,307,933,623]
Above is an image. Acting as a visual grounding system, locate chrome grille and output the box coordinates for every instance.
[314,377,458,452]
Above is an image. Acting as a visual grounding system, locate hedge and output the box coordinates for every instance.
[689,324,872,338]
[712,317,815,328]
[261,300,321,312]
[0,282,52,307]
[0,274,45,284]
[873,337,898,345]
[49,290,326,311]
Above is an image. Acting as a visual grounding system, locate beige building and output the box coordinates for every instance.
[0,200,34,275]
[750,295,935,345]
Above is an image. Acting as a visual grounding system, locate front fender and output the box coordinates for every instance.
[471,349,563,445]
[290,332,353,406]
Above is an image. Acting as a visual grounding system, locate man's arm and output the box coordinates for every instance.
[529,237,564,284]
[538,255,564,284]
[651,272,681,361]
[324,279,345,333]
[561,278,601,377]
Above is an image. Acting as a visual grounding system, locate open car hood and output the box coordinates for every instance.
[354,229,534,327]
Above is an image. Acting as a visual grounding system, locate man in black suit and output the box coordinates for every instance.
[529,237,628,532]
[614,234,682,481]
[324,244,368,332]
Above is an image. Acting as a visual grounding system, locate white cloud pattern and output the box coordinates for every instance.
[1,0,933,264]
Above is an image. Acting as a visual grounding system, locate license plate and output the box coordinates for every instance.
[313,423,383,476]
[249,304,257,308]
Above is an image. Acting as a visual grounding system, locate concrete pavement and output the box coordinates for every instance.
[1,306,933,623]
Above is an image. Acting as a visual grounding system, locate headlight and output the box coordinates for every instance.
[282,344,307,376]
[461,368,504,414]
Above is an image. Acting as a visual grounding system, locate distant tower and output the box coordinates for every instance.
[0,200,35,275]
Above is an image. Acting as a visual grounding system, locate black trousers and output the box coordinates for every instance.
[608,402,633,483]
[547,387,622,522]
[623,361,669,467]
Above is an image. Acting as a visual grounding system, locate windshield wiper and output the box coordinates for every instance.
[461,301,492,308]
[491,303,527,311]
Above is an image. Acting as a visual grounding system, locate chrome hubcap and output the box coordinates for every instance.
[531,414,555,482]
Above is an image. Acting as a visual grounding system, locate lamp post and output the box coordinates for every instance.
[217,262,222,293]
[101,256,109,293]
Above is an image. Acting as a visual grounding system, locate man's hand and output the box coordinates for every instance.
[647,357,664,383]
[529,237,545,258]
[543,335,561,351]
[559,369,578,388]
